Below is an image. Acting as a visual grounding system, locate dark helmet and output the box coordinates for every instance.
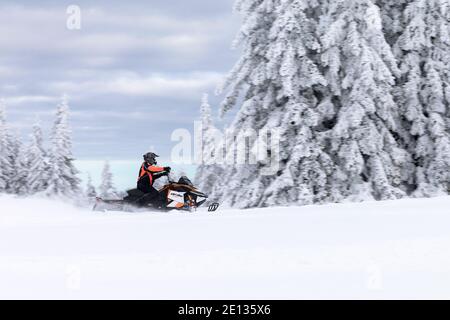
[143,152,159,165]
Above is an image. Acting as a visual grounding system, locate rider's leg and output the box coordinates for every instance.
[142,187,163,208]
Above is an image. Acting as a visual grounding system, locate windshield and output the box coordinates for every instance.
[178,176,193,186]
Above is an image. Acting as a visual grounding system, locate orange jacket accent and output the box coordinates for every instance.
[138,163,165,186]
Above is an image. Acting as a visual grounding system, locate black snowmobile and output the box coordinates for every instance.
[93,176,219,213]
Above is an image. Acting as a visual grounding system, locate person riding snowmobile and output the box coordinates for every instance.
[137,152,171,208]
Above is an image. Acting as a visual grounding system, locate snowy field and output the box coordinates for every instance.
[1,195,450,300]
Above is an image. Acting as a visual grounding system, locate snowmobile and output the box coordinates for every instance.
[93,176,219,213]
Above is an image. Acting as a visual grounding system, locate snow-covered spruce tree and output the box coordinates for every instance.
[0,103,21,195]
[99,161,117,199]
[213,0,337,208]
[318,0,413,201]
[85,174,97,198]
[27,120,49,195]
[201,123,230,204]
[194,94,225,198]
[46,96,81,198]
[0,101,11,193]
[393,0,450,196]
[7,132,28,195]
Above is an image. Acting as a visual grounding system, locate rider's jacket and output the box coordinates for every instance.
[138,162,165,186]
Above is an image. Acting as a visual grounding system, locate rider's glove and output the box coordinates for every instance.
[164,167,172,172]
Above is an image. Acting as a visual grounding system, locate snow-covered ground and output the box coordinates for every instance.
[1,195,450,300]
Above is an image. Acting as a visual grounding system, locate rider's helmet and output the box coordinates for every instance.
[143,152,159,165]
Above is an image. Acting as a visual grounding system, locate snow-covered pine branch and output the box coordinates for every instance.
[376,0,411,47]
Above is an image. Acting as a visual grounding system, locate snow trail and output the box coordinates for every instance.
[1,195,450,299]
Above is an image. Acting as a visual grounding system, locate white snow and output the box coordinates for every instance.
[1,195,450,299]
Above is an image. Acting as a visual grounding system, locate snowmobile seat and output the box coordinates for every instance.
[127,189,145,197]
[124,189,145,201]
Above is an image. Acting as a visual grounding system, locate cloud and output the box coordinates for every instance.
[0,1,239,160]
[0,4,237,62]
[4,95,58,106]
[0,2,238,100]
[0,66,23,77]
[101,72,223,97]
[47,71,224,99]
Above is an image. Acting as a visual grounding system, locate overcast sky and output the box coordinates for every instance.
[0,0,240,166]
